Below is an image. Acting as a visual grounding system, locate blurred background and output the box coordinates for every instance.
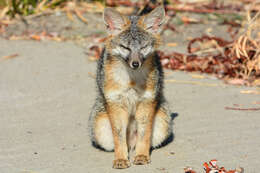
[0,0,259,86]
[0,2,260,172]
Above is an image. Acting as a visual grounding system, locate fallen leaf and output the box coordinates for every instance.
[165,79,221,87]
[252,101,260,104]
[225,106,260,111]
[252,79,260,86]
[156,167,166,171]
[66,10,74,21]
[88,56,99,61]
[169,151,175,155]
[0,7,9,19]
[0,54,19,62]
[9,35,27,40]
[206,28,213,34]
[181,16,200,24]
[226,79,247,85]
[75,9,88,24]
[30,35,42,41]
[184,167,197,173]
[190,74,205,79]
[240,90,260,95]
[167,42,178,47]
[233,104,242,107]
[88,72,96,79]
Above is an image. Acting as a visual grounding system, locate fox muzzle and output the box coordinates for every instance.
[129,57,142,69]
[129,52,143,70]
[130,61,140,69]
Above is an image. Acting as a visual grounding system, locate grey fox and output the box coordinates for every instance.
[89,6,172,169]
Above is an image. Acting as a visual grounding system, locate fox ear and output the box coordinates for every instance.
[143,6,165,34]
[103,8,127,35]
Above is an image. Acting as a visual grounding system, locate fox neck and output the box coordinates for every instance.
[104,52,156,116]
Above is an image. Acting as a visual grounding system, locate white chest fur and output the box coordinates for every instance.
[106,61,154,115]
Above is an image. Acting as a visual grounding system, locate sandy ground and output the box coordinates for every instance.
[0,39,260,173]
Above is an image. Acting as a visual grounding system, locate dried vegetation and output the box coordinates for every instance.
[0,0,260,86]
[184,159,244,173]
[159,1,260,86]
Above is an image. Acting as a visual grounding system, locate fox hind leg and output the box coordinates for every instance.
[91,111,114,151]
[151,106,172,148]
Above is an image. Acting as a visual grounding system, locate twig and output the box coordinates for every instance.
[225,107,260,111]
[165,79,222,87]
[106,1,243,15]
[88,72,96,79]
[75,9,88,24]
[166,5,242,15]
[0,54,19,62]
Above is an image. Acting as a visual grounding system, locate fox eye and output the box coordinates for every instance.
[119,44,130,51]
[141,44,149,50]
[140,43,152,57]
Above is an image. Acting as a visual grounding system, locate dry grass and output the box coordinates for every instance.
[231,5,260,81]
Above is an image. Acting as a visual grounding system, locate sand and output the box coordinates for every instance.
[0,39,259,173]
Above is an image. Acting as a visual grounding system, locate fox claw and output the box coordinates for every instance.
[133,155,151,165]
[113,159,131,169]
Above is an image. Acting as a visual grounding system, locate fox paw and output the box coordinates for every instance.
[133,155,151,165]
[113,159,130,169]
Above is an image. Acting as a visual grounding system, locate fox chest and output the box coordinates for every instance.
[104,64,154,114]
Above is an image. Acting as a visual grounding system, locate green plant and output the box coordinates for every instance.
[7,0,38,17]
[0,0,7,7]
[5,0,68,18]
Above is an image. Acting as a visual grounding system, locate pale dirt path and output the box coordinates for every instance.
[0,39,259,173]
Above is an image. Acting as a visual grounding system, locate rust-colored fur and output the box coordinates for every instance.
[89,6,172,169]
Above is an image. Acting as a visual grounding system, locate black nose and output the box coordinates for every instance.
[131,61,140,69]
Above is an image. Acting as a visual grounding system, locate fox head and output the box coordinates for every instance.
[103,6,165,70]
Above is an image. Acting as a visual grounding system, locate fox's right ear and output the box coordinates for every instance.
[103,8,127,35]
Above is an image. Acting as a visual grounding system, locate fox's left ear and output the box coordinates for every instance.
[142,6,166,34]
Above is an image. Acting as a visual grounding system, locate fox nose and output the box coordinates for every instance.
[131,61,140,69]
